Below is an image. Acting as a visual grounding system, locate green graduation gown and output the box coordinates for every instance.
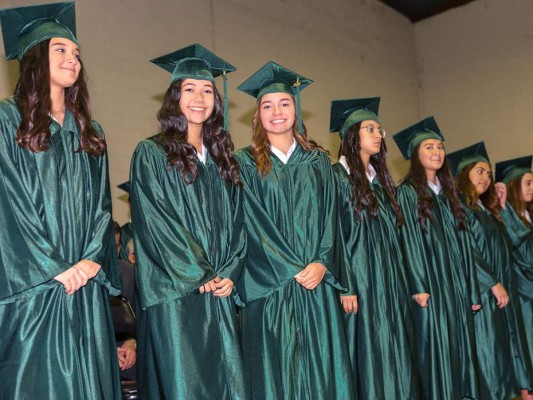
[0,98,122,400]
[501,205,533,382]
[464,202,533,399]
[235,145,354,400]
[130,137,247,400]
[334,163,418,400]
[397,180,480,400]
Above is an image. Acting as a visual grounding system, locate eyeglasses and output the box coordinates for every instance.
[360,125,386,138]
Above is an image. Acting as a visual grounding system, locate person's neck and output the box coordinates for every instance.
[188,124,203,154]
[268,131,294,154]
[50,86,66,125]
[360,152,371,175]
[426,170,437,184]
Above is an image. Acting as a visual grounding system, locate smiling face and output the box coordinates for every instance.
[358,119,383,158]
[521,172,533,203]
[418,139,445,173]
[48,37,81,90]
[179,79,215,128]
[259,92,296,138]
[468,161,492,195]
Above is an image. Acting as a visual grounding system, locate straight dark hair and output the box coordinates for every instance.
[402,142,466,231]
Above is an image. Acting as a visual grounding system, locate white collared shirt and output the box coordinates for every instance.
[338,156,377,183]
[270,138,296,164]
[196,143,208,164]
[476,199,486,210]
[428,177,442,195]
[524,210,532,223]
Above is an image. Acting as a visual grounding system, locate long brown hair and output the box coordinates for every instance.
[157,79,241,185]
[507,176,533,228]
[402,142,466,231]
[339,121,403,225]
[251,94,328,177]
[456,163,501,219]
[14,39,105,156]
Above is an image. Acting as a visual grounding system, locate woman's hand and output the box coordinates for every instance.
[117,339,137,370]
[340,295,358,314]
[54,265,89,295]
[412,293,430,307]
[491,282,509,308]
[214,278,234,298]
[294,263,327,290]
[199,277,221,294]
[74,259,102,279]
[495,182,507,208]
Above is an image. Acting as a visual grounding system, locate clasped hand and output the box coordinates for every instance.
[54,259,102,295]
[199,276,234,297]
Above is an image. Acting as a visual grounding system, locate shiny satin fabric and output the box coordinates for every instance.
[236,145,354,400]
[465,203,533,398]
[130,138,247,399]
[334,164,419,399]
[397,181,480,400]
[0,97,121,399]
[501,205,533,382]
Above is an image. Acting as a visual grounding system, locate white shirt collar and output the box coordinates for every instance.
[339,155,350,174]
[366,163,377,183]
[338,156,377,183]
[476,199,486,210]
[524,210,532,223]
[428,177,442,194]
[196,143,208,164]
[270,138,296,164]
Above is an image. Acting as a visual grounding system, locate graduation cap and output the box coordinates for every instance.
[237,61,313,135]
[495,155,533,184]
[330,97,380,139]
[393,116,444,160]
[150,43,236,131]
[0,2,77,61]
[117,181,130,194]
[446,142,490,177]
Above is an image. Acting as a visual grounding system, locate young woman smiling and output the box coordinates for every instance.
[393,117,481,400]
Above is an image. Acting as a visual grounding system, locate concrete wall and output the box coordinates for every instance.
[415,0,533,164]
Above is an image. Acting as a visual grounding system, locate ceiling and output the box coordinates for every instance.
[378,0,478,22]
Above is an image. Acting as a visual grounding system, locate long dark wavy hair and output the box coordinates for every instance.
[251,94,329,177]
[156,79,241,185]
[14,39,105,156]
[402,141,466,231]
[456,163,501,220]
[339,121,403,225]
[507,175,533,228]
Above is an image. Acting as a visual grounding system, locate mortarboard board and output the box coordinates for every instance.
[117,181,130,194]
[237,61,312,135]
[330,97,380,139]
[0,2,77,61]
[446,142,490,177]
[495,155,533,184]
[150,43,236,131]
[393,116,444,160]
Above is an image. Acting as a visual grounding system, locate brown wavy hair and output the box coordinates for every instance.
[156,79,241,185]
[402,142,466,231]
[507,175,533,228]
[14,39,105,155]
[251,94,329,177]
[456,163,501,220]
[339,121,403,225]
